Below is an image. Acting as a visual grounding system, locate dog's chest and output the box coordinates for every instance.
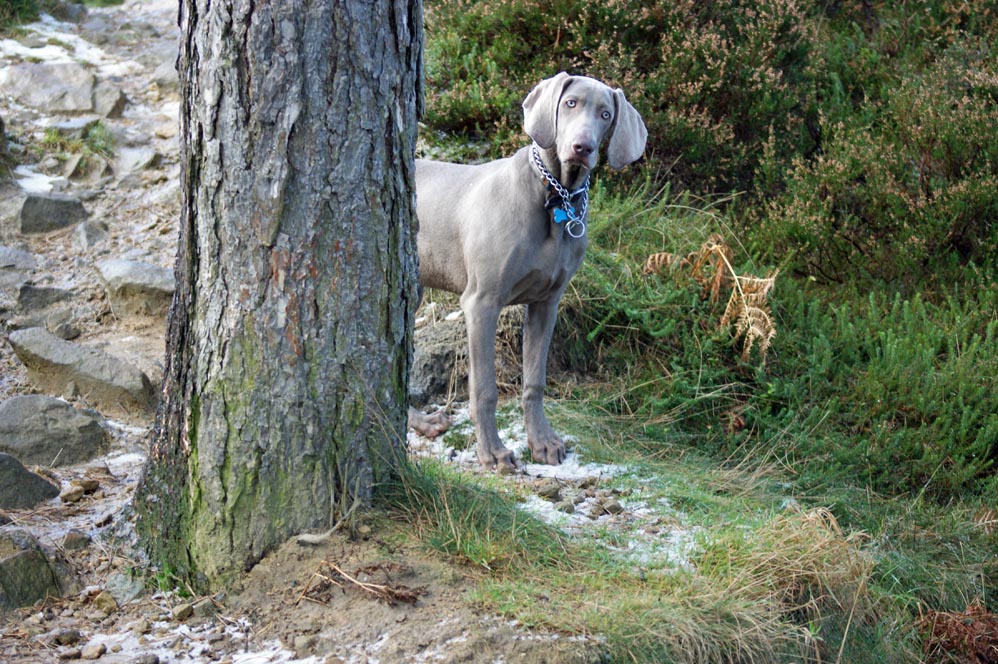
[508,233,587,304]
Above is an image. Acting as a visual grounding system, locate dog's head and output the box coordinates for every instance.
[523,73,647,181]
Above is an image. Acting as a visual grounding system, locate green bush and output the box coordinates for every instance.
[0,0,46,30]
[756,43,998,286]
[737,279,998,498]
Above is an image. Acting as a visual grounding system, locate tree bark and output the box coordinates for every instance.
[135,0,422,589]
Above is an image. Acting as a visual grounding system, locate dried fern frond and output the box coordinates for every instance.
[721,269,780,364]
[641,236,778,366]
[687,233,733,303]
[642,251,687,275]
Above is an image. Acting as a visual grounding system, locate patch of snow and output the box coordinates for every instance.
[13,165,67,194]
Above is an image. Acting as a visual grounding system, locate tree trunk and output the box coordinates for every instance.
[135,0,422,590]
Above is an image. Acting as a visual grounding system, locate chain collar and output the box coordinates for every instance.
[530,143,589,238]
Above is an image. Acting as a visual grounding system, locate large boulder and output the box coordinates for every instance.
[6,327,156,419]
[0,395,109,467]
[0,453,59,510]
[0,62,95,114]
[0,529,65,610]
[96,259,174,319]
[18,193,89,234]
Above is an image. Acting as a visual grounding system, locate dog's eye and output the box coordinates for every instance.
[602,111,612,120]
[565,99,577,108]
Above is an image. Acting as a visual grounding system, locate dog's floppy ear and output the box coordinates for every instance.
[522,72,572,149]
[608,88,648,169]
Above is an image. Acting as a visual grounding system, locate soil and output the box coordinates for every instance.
[0,2,605,662]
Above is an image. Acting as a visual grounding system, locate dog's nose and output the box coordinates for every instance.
[572,141,595,157]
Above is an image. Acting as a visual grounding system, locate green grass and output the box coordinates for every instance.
[382,402,997,662]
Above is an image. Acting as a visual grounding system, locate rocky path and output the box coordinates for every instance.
[0,3,616,663]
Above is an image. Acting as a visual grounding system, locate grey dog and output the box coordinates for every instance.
[410,72,647,471]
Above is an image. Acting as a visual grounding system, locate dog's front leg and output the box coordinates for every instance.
[523,295,566,464]
[462,292,517,472]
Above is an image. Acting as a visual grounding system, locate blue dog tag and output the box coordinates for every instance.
[552,207,570,224]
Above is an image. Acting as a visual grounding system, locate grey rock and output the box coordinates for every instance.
[53,322,82,341]
[0,529,64,609]
[536,478,562,501]
[80,16,113,45]
[602,497,625,515]
[18,193,89,234]
[0,395,109,467]
[0,63,95,114]
[105,572,145,604]
[61,530,91,551]
[0,453,59,509]
[0,245,37,290]
[129,655,159,664]
[93,79,127,119]
[81,642,107,659]
[64,153,113,183]
[554,499,576,514]
[17,283,74,311]
[72,220,109,252]
[0,246,35,272]
[152,59,178,92]
[411,317,466,407]
[96,259,174,318]
[114,147,161,179]
[6,328,156,418]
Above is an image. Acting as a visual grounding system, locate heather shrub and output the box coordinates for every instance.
[756,42,998,286]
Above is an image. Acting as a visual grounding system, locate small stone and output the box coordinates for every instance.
[71,478,100,493]
[129,655,159,664]
[578,476,599,489]
[58,647,82,660]
[293,634,317,654]
[61,529,91,551]
[554,500,575,514]
[602,497,625,515]
[129,618,151,635]
[53,628,83,645]
[60,485,86,503]
[535,478,561,501]
[92,590,118,614]
[192,597,216,617]
[81,642,107,659]
[53,322,83,340]
[171,602,193,621]
[72,220,109,251]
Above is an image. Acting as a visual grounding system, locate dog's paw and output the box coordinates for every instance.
[408,407,451,439]
[479,444,518,474]
[528,431,566,465]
